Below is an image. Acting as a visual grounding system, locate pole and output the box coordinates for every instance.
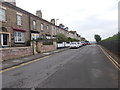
[56,19,59,49]
[31,35,35,55]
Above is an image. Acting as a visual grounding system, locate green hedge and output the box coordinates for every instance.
[43,40,53,45]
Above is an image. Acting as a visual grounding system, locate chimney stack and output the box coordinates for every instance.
[51,19,55,25]
[36,10,42,18]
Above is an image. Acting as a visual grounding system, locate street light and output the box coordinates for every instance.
[56,19,59,49]
[56,19,59,26]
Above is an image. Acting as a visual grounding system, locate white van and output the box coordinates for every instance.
[70,42,79,49]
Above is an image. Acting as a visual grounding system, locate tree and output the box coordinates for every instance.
[57,33,67,42]
[94,34,101,42]
[66,37,78,42]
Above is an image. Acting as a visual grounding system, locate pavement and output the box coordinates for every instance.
[2,45,119,88]
[1,48,69,71]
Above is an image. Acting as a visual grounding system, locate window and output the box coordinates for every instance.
[0,8,6,21]
[47,25,49,33]
[17,14,22,25]
[33,20,36,30]
[47,25,49,30]
[14,32,25,43]
[41,23,44,31]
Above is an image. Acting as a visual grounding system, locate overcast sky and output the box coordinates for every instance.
[16,0,119,41]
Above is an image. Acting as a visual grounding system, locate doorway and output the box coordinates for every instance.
[1,34,9,46]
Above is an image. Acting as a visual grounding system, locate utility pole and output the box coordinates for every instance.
[56,19,59,49]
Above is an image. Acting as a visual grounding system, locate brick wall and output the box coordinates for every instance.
[35,41,56,53]
[1,47,32,61]
[41,45,56,53]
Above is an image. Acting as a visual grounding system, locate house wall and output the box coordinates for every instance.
[2,3,30,47]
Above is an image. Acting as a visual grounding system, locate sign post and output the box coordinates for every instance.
[32,34,35,55]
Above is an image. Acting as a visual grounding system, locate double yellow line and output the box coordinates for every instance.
[99,45,120,71]
[0,55,50,73]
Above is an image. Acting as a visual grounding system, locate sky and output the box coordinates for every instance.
[15,0,119,41]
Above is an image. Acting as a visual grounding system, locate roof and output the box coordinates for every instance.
[1,2,56,26]
[69,31,77,34]
[1,2,75,34]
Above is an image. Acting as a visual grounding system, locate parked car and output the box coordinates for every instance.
[70,42,79,49]
[81,41,86,46]
[78,42,82,47]
[81,41,90,46]
[85,41,91,45]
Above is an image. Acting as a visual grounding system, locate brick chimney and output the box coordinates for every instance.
[51,19,55,25]
[36,10,42,18]
[4,0,16,5]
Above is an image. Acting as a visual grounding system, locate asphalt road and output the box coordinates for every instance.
[2,45,119,88]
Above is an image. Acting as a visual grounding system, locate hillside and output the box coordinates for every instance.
[103,32,120,41]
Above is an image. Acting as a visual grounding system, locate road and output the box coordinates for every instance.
[2,45,119,88]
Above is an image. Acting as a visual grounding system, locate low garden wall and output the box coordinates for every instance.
[41,45,56,53]
[0,41,57,61]
[35,41,57,53]
[0,47,33,61]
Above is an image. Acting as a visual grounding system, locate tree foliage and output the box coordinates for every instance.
[94,34,101,42]
[67,37,78,42]
[57,34,78,43]
[57,33,67,43]
[102,32,120,41]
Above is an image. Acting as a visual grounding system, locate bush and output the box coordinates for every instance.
[43,40,53,45]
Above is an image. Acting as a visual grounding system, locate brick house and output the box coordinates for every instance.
[0,2,30,47]
[0,2,56,48]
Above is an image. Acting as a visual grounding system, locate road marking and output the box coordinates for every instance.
[0,55,50,73]
[99,45,120,71]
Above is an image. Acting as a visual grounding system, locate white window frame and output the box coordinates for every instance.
[33,20,36,30]
[41,23,44,31]
[17,14,22,25]
[47,25,49,33]
[0,33,9,46]
[14,31,25,43]
[0,8,6,21]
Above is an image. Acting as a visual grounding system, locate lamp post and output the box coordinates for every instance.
[56,19,59,49]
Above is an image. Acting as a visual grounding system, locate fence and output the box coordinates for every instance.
[99,40,120,56]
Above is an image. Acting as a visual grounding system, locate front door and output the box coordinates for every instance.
[3,34,8,45]
[1,34,9,46]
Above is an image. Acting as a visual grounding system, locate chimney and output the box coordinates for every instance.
[51,19,55,25]
[65,27,69,30]
[36,10,42,18]
[4,0,16,5]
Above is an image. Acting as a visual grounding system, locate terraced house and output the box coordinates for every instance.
[0,0,81,48]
